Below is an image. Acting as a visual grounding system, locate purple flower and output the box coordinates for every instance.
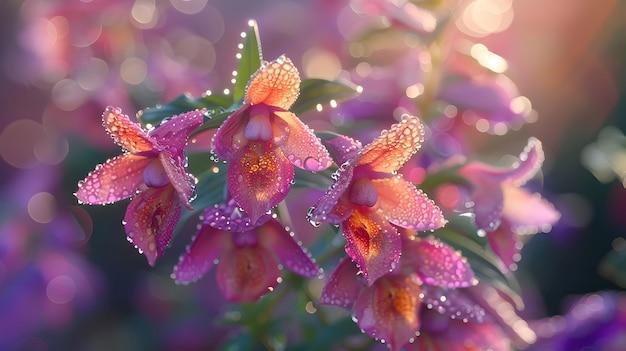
[529,291,626,351]
[319,236,476,351]
[212,55,332,223]
[173,197,320,302]
[76,106,204,265]
[309,115,447,284]
[459,137,560,271]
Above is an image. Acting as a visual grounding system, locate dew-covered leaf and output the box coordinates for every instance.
[291,78,360,115]
[234,21,262,102]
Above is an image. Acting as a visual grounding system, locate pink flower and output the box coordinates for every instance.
[406,308,512,351]
[76,106,204,265]
[173,197,320,302]
[212,55,332,223]
[309,115,446,284]
[320,236,477,351]
[459,137,560,271]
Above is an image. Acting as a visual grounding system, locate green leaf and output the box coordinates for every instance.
[138,93,232,126]
[291,317,364,351]
[233,21,262,102]
[291,78,361,115]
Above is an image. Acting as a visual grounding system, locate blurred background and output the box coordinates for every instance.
[1,0,625,350]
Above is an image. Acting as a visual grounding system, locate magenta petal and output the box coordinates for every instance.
[216,245,280,302]
[275,111,333,171]
[124,186,182,266]
[372,176,446,231]
[204,197,264,232]
[212,108,248,161]
[324,133,362,165]
[413,308,510,351]
[150,109,204,156]
[462,170,505,231]
[173,226,229,284]
[319,257,362,308]
[76,154,152,205]
[420,285,486,323]
[342,207,402,285]
[309,163,354,224]
[257,218,320,277]
[438,75,524,133]
[228,143,294,223]
[404,237,477,288]
[487,221,521,273]
[354,274,423,351]
[505,137,544,186]
[159,150,195,209]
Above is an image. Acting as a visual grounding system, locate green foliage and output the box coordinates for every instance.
[291,78,361,115]
[234,21,263,101]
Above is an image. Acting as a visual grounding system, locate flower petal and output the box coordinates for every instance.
[216,245,280,302]
[319,257,362,308]
[372,176,446,231]
[461,168,504,231]
[486,220,521,273]
[309,163,354,224]
[342,207,402,285]
[245,55,300,110]
[274,111,332,171]
[502,185,560,234]
[257,218,320,277]
[102,106,158,153]
[159,150,195,209]
[411,309,510,351]
[403,237,477,288]
[204,197,264,232]
[356,114,424,173]
[211,108,248,161]
[419,285,486,323]
[354,274,422,351]
[124,186,182,266]
[76,153,152,205]
[150,109,204,156]
[506,137,544,186]
[324,133,363,165]
[173,226,230,284]
[228,143,294,223]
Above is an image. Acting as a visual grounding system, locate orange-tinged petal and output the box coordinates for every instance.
[354,274,422,351]
[275,111,333,171]
[356,114,424,173]
[76,153,152,205]
[372,176,446,231]
[342,207,401,285]
[216,245,280,302]
[245,55,300,110]
[102,106,158,153]
[229,143,294,223]
[124,186,182,266]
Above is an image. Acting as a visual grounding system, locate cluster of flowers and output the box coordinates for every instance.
[76,45,559,349]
